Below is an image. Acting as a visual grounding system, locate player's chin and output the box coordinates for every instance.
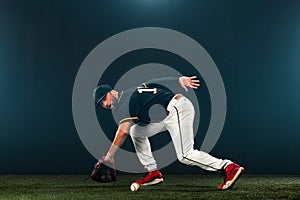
[105,104,113,110]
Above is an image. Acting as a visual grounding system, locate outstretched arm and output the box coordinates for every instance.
[179,76,200,92]
[105,121,132,160]
[145,76,200,92]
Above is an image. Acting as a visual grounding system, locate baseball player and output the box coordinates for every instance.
[94,76,244,190]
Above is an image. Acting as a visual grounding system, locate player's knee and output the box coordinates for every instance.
[178,150,199,166]
[178,155,194,166]
[178,156,187,164]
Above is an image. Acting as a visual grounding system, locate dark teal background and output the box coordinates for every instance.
[1,0,299,174]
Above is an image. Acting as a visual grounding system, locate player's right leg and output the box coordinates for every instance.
[217,163,244,190]
[165,96,231,171]
[165,96,244,189]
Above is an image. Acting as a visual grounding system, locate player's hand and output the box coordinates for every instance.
[87,157,117,183]
[179,76,200,92]
[103,155,114,162]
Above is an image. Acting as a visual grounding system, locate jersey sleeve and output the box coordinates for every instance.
[114,104,139,125]
[145,77,178,85]
[143,77,185,94]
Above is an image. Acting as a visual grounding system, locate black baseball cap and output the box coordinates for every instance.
[93,84,113,107]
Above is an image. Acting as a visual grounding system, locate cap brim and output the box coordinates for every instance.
[95,94,107,107]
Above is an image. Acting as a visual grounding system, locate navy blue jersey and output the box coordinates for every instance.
[113,77,180,125]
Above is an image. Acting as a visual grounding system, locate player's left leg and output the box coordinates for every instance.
[130,136,158,172]
[129,123,165,187]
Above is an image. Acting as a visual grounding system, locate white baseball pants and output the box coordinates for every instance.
[130,95,232,172]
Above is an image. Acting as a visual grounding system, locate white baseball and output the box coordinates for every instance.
[130,183,140,192]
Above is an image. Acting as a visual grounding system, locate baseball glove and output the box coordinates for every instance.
[85,158,116,183]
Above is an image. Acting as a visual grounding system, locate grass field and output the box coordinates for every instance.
[0,174,299,200]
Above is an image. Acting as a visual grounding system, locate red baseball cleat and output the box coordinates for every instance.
[133,170,164,186]
[218,163,244,190]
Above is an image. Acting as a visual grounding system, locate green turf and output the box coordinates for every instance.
[0,174,299,200]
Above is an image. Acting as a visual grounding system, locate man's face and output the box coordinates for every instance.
[101,92,116,110]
